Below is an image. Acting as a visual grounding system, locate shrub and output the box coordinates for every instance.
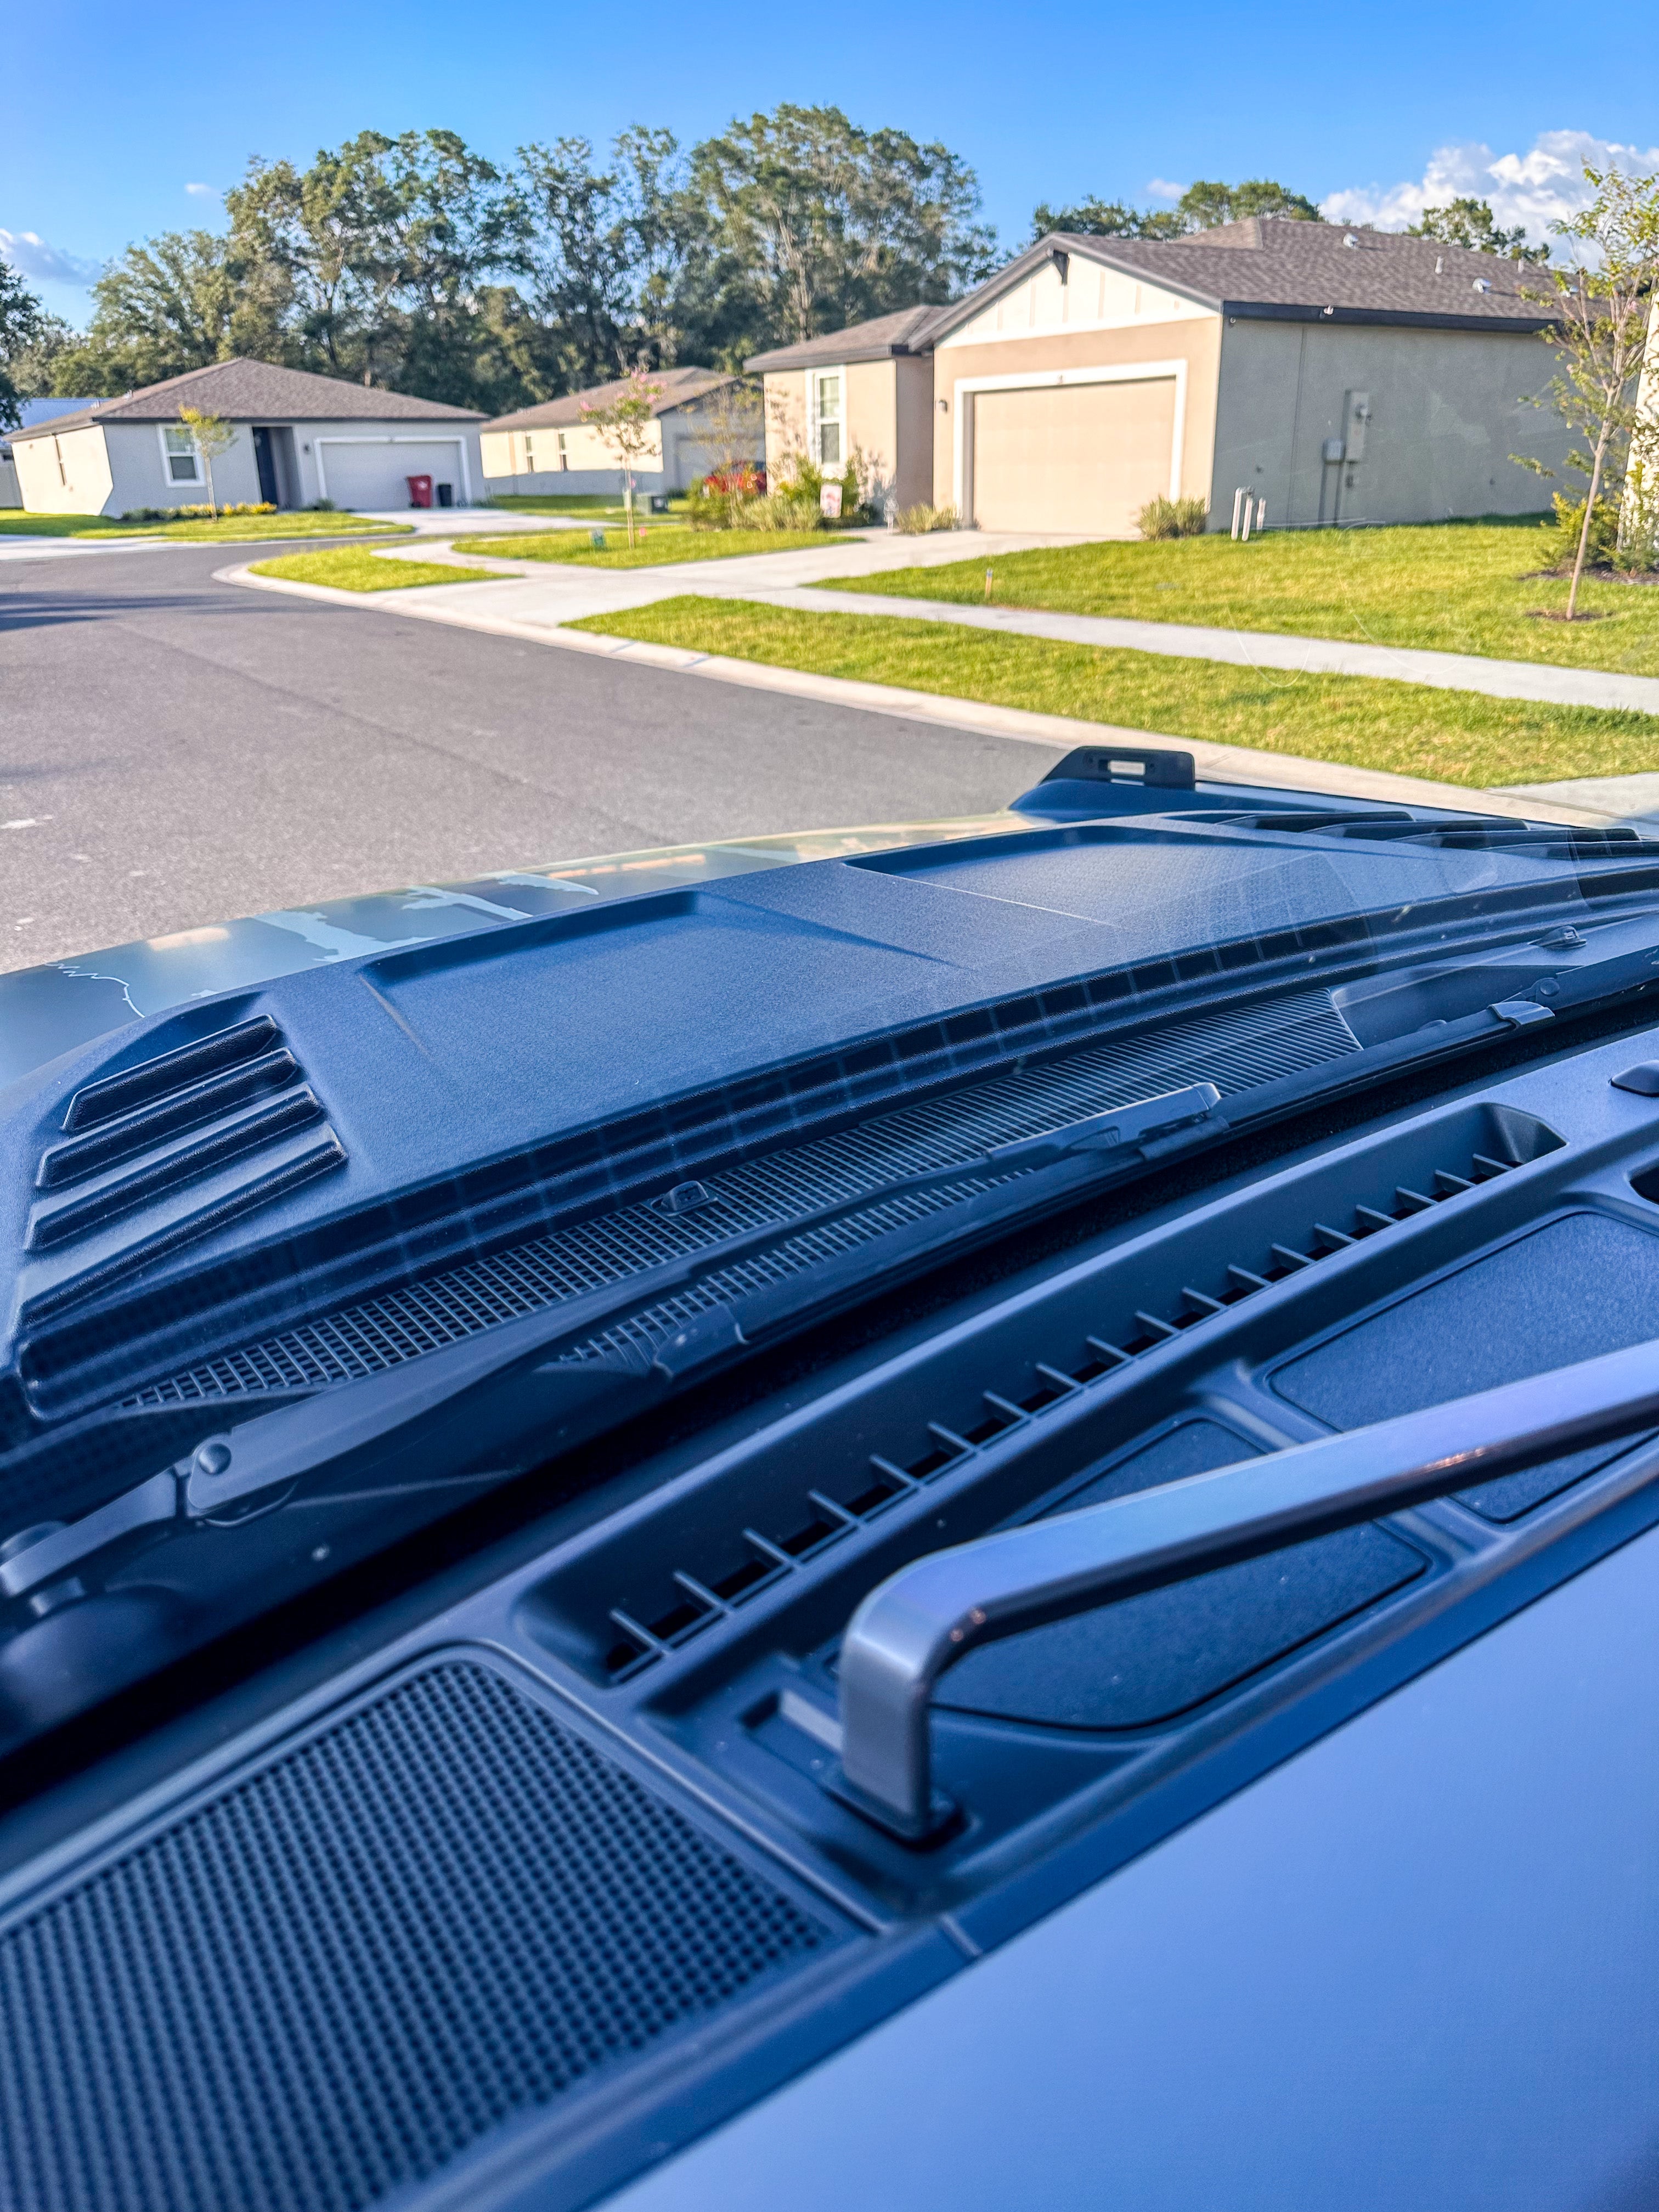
[1543,482,1659,575]
[715,451,875,532]
[685,464,766,529]
[894,501,958,534]
[1135,494,1208,539]
[1622,462,1659,573]
[120,501,278,521]
[308,498,337,512]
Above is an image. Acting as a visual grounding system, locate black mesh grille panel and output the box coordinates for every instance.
[129,989,1358,1409]
[0,1661,838,2212]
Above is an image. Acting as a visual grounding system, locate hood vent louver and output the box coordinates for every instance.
[587,1114,1554,1685]
[23,1015,347,1318]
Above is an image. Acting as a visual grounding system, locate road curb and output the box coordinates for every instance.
[218,563,1625,826]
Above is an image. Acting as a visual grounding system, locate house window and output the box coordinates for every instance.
[162,426,201,484]
[522,433,537,471]
[814,372,842,466]
[556,431,568,470]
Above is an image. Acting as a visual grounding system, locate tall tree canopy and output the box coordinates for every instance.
[1175,178,1321,228]
[0,260,50,426]
[1029,198,1186,242]
[689,104,997,349]
[1406,196,1548,264]
[1031,176,1319,245]
[48,109,997,410]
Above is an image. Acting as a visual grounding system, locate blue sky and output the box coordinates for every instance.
[5,0,1659,324]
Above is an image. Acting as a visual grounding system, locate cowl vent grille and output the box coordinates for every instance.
[573,1106,1559,1684]
[126,987,1358,1412]
[0,1660,837,2212]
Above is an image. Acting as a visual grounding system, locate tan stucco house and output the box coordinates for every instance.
[8,359,486,515]
[749,220,1571,533]
[481,368,761,498]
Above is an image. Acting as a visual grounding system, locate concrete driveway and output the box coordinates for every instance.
[0,537,1062,973]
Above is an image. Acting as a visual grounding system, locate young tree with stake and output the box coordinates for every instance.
[579,368,664,545]
[177,404,237,520]
[1520,166,1659,618]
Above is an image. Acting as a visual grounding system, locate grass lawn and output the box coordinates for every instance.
[459,525,856,568]
[0,510,414,543]
[249,546,502,591]
[567,595,1659,790]
[824,520,1659,678]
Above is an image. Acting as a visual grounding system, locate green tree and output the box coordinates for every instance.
[378,129,517,404]
[51,230,237,393]
[1029,198,1185,242]
[579,366,664,543]
[1175,178,1321,229]
[7,309,78,401]
[223,137,403,380]
[1519,165,1659,616]
[0,259,47,427]
[513,135,650,390]
[221,129,516,403]
[689,104,996,349]
[1407,196,1548,264]
[176,403,236,518]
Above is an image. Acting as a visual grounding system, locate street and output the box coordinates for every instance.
[0,538,1061,972]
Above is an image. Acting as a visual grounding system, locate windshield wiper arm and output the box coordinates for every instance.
[1,1085,1229,1602]
[831,1337,1659,1839]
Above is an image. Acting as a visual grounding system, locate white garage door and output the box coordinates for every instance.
[969,378,1177,534]
[317,439,467,510]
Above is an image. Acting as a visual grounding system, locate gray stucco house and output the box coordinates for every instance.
[9,359,486,516]
[751,220,1572,535]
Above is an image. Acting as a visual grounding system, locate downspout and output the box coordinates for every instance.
[1286,325,1308,528]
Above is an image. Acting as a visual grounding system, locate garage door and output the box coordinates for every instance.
[969,378,1177,534]
[316,439,467,510]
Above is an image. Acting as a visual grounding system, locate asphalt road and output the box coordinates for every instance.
[0,539,1061,973]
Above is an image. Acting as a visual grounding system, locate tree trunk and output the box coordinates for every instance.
[204,456,218,522]
[624,470,635,547]
[1567,424,1611,620]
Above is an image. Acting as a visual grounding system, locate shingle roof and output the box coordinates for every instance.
[483,366,740,433]
[926,219,1558,340]
[9,358,483,442]
[745,305,951,374]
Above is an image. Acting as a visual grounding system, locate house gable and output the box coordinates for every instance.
[938,251,1215,352]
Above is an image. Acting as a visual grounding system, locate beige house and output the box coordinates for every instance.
[747,307,940,517]
[750,221,1571,533]
[481,368,761,498]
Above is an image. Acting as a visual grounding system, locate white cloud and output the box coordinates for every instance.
[1146,178,1188,203]
[0,228,101,286]
[184,182,220,199]
[1323,129,1659,252]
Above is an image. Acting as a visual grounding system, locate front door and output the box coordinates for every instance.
[252,426,280,506]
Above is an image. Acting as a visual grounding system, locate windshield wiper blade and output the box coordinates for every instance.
[832,1336,1659,1838]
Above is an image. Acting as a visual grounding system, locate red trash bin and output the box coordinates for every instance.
[406,475,433,509]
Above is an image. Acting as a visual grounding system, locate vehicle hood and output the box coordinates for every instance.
[0,765,1601,1094]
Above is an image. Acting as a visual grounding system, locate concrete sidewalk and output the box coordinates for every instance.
[365,530,1659,718]
[743,586,1659,718]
